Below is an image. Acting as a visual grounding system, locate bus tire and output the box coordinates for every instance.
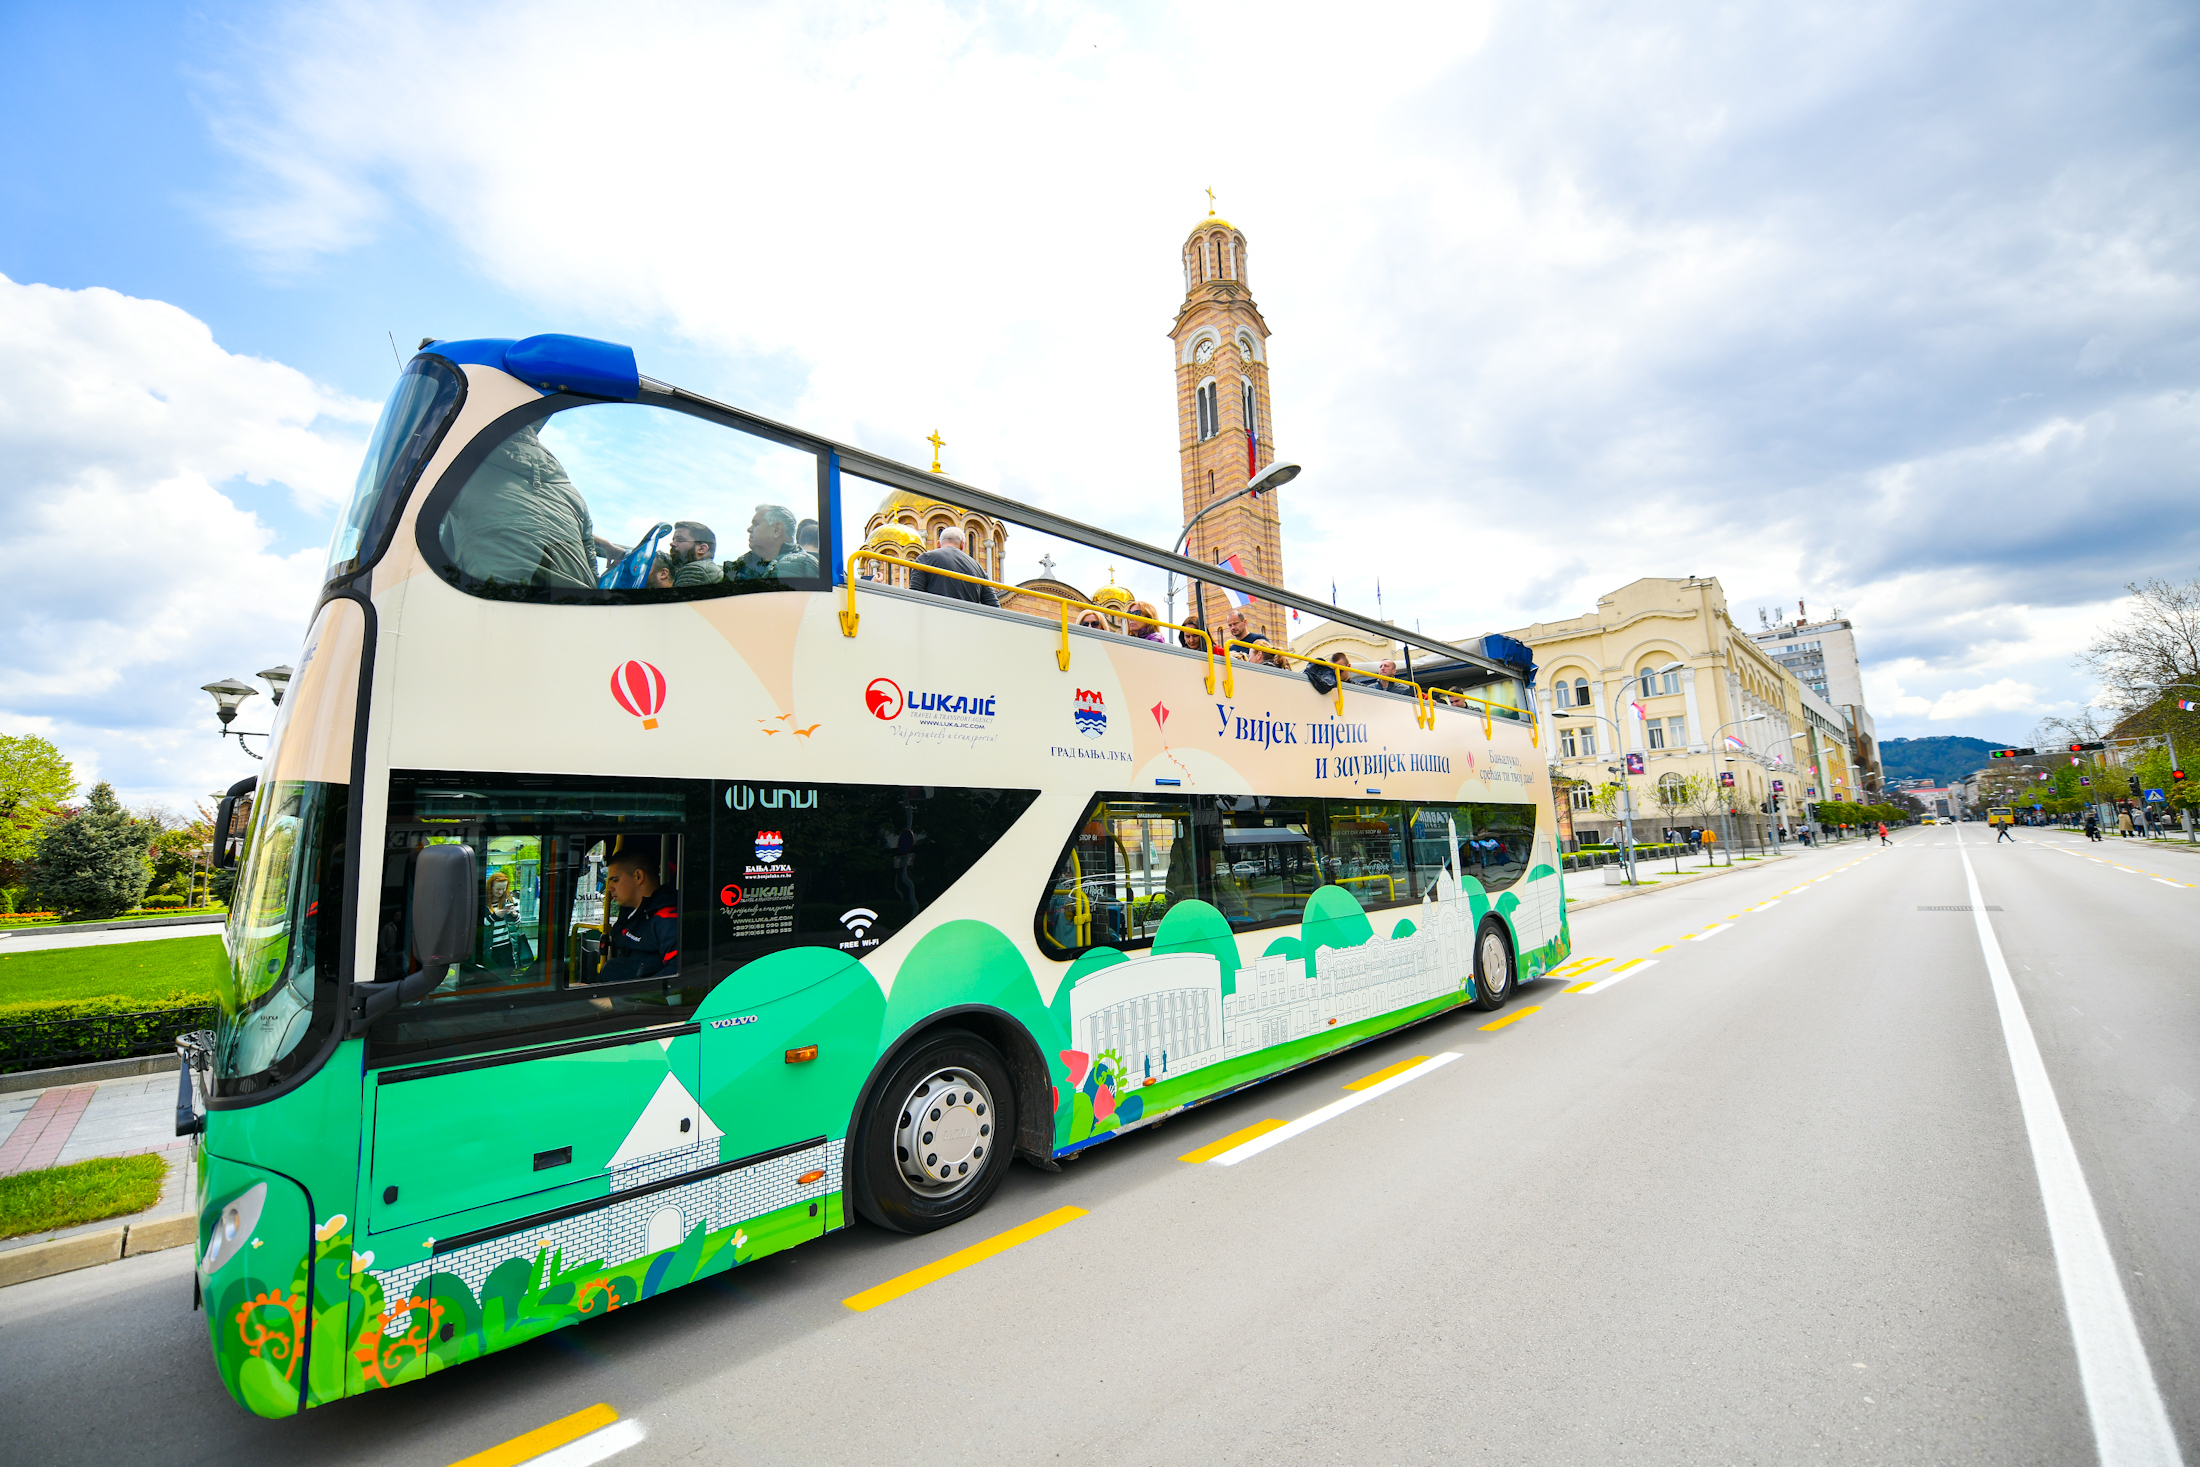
[1470,919,1513,1011]
[853,1029,1018,1234]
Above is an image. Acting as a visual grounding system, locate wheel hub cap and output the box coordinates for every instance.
[893,1068,995,1197]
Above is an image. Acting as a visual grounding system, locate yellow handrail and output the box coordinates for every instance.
[841,549,1527,736]
[844,550,1219,690]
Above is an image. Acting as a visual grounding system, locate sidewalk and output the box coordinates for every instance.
[1566,849,1800,911]
[0,920,224,954]
[0,1071,199,1268]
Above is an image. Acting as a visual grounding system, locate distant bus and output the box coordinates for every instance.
[188,333,1568,1416]
[1988,807,2014,826]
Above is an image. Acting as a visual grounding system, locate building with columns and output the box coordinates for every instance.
[1501,577,1829,849]
[1172,208,1283,643]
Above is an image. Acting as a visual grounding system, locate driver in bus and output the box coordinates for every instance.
[595,847,679,983]
[726,503,819,581]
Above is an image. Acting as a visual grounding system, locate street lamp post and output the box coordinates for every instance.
[1708,714,1768,866]
[1165,459,1300,632]
[200,664,295,760]
[1606,662,1683,886]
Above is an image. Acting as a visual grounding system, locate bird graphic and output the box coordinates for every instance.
[757,720,780,735]
[774,713,790,721]
[793,724,821,738]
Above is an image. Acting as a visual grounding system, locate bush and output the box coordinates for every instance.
[138,895,188,910]
[0,994,218,1074]
[25,783,152,921]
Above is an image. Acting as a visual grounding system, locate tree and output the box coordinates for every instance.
[26,782,154,920]
[2077,573,2200,715]
[150,809,216,897]
[0,732,77,865]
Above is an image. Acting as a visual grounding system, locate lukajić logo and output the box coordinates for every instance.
[1074,688,1107,738]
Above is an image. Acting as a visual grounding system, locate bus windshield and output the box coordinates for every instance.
[218,780,345,1091]
[325,355,464,580]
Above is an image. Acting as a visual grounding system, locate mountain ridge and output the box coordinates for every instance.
[1879,735,2003,786]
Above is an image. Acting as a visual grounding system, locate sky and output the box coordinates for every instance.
[2,0,2195,810]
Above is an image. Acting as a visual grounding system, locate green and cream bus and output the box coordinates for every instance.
[188,333,1570,1416]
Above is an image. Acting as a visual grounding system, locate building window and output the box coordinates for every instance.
[1569,785,1594,811]
[1241,379,1256,441]
[1647,721,1666,751]
[1553,681,1571,709]
[1196,381,1219,441]
[1666,716,1688,747]
[1573,676,1589,707]
[1579,727,1596,757]
[1639,664,1681,695]
[1560,727,1577,757]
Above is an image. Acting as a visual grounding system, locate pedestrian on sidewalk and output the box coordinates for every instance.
[1877,821,1890,845]
[2117,808,2135,838]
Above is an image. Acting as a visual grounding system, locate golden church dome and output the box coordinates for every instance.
[868,523,923,549]
[875,486,953,518]
[1093,566,1133,606]
[1191,214,1235,235]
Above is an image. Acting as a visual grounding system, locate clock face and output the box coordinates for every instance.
[1193,339,1216,364]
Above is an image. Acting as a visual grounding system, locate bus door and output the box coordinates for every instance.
[365,779,708,1251]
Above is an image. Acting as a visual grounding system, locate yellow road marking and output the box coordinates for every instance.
[844,1206,1087,1311]
[1563,980,1597,993]
[1479,1005,1542,1031]
[448,1404,619,1467]
[1553,956,1612,976]
[1650,944,1672,953]
[1180,1118,1286,1162]
[1346,1056,1431,1090]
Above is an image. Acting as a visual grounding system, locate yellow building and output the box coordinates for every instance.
[1501,577,1845,849]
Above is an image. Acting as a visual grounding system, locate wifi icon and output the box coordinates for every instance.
[840,907,879,937]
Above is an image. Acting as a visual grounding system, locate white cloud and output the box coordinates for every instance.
[140,0,2200,748]
[0,275,373,809]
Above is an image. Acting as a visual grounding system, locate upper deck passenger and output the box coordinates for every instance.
[439,424,599,590]
[726,504,818,581]
[909,527,999,606]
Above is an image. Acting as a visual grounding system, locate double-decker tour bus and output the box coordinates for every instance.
[186,333,1569,1416]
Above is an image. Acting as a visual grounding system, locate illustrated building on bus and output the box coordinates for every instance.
[1065,880,1485,1085]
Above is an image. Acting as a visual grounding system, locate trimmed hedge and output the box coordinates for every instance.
[0,995,218,1075]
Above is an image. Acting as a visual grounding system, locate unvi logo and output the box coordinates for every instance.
[755,831,784,863]
[1074,688,1107,738]
[865,678,904,720]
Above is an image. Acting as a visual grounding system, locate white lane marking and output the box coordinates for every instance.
[2153,878,2190,889]
[1582,958,1659,994]
[533,1419,647,1467]
[1682,923,1732,940]
[1955,840,2182,1465]
[1208,1053,1462,1166]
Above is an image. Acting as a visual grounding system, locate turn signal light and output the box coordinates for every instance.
[797,1170,825,1185]
[785,1045,819,1064]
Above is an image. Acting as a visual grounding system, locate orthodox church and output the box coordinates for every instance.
[856,202,1286,637]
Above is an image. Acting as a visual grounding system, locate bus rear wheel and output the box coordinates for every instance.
[1470,921,1513,1011]
[855,1030,1017,1234]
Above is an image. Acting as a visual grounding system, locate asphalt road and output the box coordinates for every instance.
[3,828,2191,1465]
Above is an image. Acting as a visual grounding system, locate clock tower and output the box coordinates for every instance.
[1172,206,1281,641]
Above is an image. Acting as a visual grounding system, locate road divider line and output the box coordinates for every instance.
[1179,1119,1285,1162]
[2152,878,2189,889]
[1207,1054,1462,1166]
[1345,1055,1431,1090]
[844,1206,1087,1310]
[1955,844,2180,1465]
[1582,959,1658,994]
[1682,924,1732,941]
[1650,944,1672,953]
[1562,980,1597,993]
[1553,956,1612,977]
[1479,1005,1542,1031]
[448,1405,624,1467]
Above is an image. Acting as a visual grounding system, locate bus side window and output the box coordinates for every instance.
[1460,802,1536,891]
[1036,795,1191,957]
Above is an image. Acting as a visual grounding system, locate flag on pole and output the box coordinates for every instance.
[2181,699,2199,712]
[1630,700,1646,721]
[1248,422,1258,478]
[1723,734,1747,750]
[1215,552,1254,608]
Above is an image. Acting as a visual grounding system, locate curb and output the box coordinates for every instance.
[1565,851,1800,910]
[0,1053,180,1096]
[0,1212,195,1287]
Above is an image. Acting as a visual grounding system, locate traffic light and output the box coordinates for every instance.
[1989,747,2036,758]
[2068,741,2106,752]
[2174,768,2188,783]
[2128,776,2142,796]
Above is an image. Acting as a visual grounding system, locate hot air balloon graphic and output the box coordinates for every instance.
[610,660,667,730]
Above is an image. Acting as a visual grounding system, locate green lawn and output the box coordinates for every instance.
[0,1154,168,1239]
[0,936,226,1006]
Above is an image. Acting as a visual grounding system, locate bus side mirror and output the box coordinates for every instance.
[212,775,257,869]
[408,844,479,994]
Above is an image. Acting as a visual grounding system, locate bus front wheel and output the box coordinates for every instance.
[854,1030,1018,1234]
[1470,921,1513,1011]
